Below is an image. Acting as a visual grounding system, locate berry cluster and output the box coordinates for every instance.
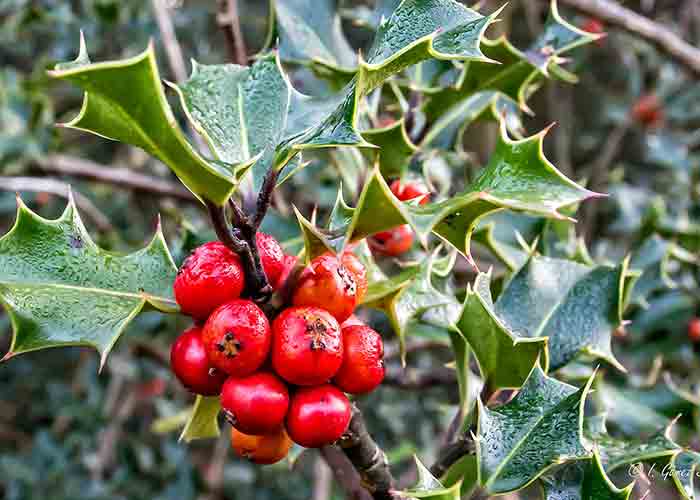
[369,180,430,256]
[170,234,384,464]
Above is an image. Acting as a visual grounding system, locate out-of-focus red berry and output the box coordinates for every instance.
[256,232,285,286]
[631,94,664,127]
[369,225,414,256]
[390,180,430,205]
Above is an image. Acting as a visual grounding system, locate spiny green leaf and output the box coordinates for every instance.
[494,255,629,371]
[360,118,418,178]
[476,362,594,494]
[628,235,679,308]
[295,121,599,266]
[290,0,502,151]
[399,457,462,500]
[592,376,700,435]
[272,0,357,79]
[169,52,291,192]
[540,451,635,500]
[179,396,221,443]
[363,250,460,363]
[0,196,177,368]
[585,415,681,471]
[455,271,548,390]
[422,0,598,146]
[670,450,700,499]
[48,40,252,206]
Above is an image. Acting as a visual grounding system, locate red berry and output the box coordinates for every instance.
[273,254,298,290]
[292,255,358,323]
[272,306,343,386]
[390,180,430,205]
[231,427,292,465]
[286,385,351,448]
[341,252,367,304]
[220,372,289,435]
[202,299,271,377]
[170,326,227,396]
[689,318,700,343]
[369,225,414,256]
[333,325,385,394]
[631,94,664,127]
[174,242,245,320]
[257,232,285,286]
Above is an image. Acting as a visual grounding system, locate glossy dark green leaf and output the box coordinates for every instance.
[455,271,547,390]
[585,415,681,471]
[360,119,417,178]
[476,362,594,494]
[49,38,251,206]
[0,197,177,368]
[628,235,679,308]
[494,256,629,371]
[170,52,291,192]
[593,376,700,435]
[422,0,598,147]
[540,451,634,500]
[272,0,357,78]
[670,451,700,499]
[295,122,598,266]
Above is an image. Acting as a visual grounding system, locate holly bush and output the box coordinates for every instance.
[1,0,700,499]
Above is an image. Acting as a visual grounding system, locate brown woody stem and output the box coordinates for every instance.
[337,405,403,500]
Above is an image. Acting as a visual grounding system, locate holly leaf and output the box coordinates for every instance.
[48,37,252,206]
[476,362,594,494]
[585,415,681,471]
[272,0,357,80]
[179,396,221,443]
[628,235,679,308]
[359,119,418,178]
[295,121,599,266]
[290,0,502,151]
[593,375,700,435]
[363,250,460,363]
[398,457,462,500]
[422,0,599,147]
[455,271,548,391]
[540,451,635,500]
[494,255,629,371]
[670,451,700,499]
[0,196,177,368]
[169,52,292,192]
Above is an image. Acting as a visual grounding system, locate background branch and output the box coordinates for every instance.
[217,0,248,65]
[37,154,196,202]
[557,0,700,76]
[0,176,113,233]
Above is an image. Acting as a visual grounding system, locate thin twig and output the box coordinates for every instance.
[429,433,476,479]
[205,201,272,301]
[217,0,248,65]
[252,167,280,229]
[0,176,114,232]
[37,154,195,202]
[557,0,700,76]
